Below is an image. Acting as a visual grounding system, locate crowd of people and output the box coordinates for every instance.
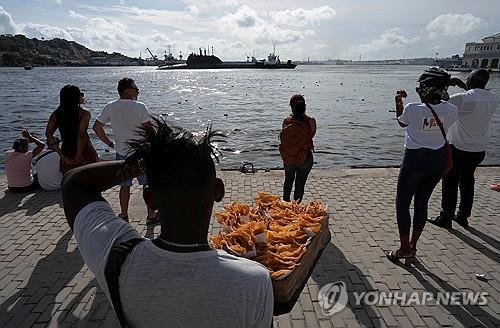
[2,68,498,327]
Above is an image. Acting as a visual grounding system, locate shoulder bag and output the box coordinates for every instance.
[424,103,453,174]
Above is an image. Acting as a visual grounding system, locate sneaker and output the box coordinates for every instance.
[428,216,452,230]
[453,216,469,229]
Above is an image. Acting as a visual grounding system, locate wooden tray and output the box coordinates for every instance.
[272,218,331,315]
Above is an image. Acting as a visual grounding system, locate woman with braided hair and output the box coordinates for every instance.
[386,67,458,264]
[45,85,98,174]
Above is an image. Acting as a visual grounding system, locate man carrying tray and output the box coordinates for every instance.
[62,118,273,327]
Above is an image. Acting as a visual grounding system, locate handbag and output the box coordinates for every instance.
[424,103,453,174]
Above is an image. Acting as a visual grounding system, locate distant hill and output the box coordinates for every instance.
[0,34,141,67]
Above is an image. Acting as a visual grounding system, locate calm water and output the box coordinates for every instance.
[1,65,499,171]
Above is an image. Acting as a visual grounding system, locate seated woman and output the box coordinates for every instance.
[45,85,98,174]
[387,67,458,264]
[5,129,45,193]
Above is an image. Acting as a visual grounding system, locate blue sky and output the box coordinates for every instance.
[1,0,499,61]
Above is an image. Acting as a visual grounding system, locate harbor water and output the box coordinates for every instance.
[0,65,499,171]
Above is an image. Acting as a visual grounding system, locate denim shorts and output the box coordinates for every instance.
[116,153,147,187]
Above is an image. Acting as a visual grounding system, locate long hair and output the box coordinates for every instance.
[55,85,81,154]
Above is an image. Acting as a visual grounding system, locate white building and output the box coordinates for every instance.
[463,33,500,69]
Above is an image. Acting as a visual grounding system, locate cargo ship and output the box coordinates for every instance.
[157,48,296,70]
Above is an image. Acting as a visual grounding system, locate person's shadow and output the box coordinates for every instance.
[450,229,500,264]
[0,230,84,326]
[397,259,500,327]
[466,226,500,251]
[292,241,382,327]
[0,188,62,217]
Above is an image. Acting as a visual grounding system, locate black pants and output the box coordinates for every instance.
[283,153,313,202]
[396,147,446,236]
[8,174,40,193]
[439,145,485,222]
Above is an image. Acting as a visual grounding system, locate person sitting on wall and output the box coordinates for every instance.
[33,138,63,191]
[5,129,45,193]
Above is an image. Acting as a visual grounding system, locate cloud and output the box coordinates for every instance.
[224,5,258,28]
[354,28,413,53]
[218,5,318,46]
[424,13,483,38]
[69,10,87,20]
[270,6,336,27]
[186,5,200,16]
[0,6,18,34]
[22,23,75,40]
[97,6,211,33]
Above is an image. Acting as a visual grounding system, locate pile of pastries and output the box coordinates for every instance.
[210,192,328,279]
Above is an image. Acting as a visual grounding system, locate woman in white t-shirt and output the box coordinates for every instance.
[386,67,458,264]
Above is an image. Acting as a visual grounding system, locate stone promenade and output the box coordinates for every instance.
[0,168,499,327]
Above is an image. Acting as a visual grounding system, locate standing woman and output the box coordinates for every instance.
[279,94,316,202]
[46,85,98,174]
[386,67,458,264]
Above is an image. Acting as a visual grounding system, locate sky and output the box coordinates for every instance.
[0,0,499,61]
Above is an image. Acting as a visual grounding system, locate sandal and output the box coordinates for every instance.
[146,214,160,226]
[384,249,414,266]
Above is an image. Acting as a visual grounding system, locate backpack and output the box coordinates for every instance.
[279,117,310,165]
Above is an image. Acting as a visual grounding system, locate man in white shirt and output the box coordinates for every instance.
[33,148,63,190]
[430,69,499,229]
[93,77,157,225]
[61,120,274,328]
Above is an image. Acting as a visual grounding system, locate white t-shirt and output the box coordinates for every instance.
[33,150,62,190]
[398,102,458,150]
[447,89,499,152]
[74,201,274,328]
[96,99,151,155]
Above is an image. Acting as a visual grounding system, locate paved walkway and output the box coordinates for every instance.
[0,167,499,327]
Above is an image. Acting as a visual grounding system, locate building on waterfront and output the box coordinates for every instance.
[462,33,500,69]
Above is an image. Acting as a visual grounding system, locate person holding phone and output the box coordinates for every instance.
[386,67,458,264]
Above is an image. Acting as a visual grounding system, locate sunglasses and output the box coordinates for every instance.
[129,86,140,93]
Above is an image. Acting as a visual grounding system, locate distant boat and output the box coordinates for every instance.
[24,65,33,70]
[158,48,296,70]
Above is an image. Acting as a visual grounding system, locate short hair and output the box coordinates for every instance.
[469,69,489,88]
[13,138,28,152]
[123,118,224,196]
[117,77,135,96]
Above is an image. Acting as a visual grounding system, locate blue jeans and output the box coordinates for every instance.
[116,153,147,187]
[396,147,445,236]
[283,152,313,202]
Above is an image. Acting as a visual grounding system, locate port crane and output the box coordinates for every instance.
[145,47,158,61]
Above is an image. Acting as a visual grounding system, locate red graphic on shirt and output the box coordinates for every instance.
[422,117,440,131]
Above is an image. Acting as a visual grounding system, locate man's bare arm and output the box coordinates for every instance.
[62,160,143,229]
